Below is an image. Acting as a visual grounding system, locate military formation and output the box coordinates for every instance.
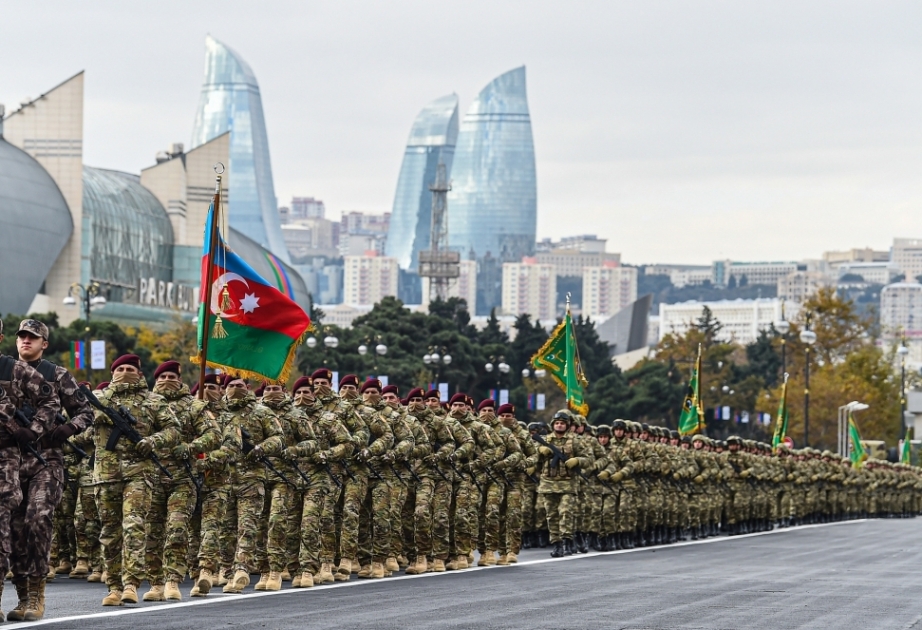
[0,316,920,619]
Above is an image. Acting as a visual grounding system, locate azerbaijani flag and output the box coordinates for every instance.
[71,341,85,370]
[195,201,311,382]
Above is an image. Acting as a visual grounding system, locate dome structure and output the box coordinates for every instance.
[0,138,73,315]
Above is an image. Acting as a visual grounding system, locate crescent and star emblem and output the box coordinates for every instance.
[211,273,261,319]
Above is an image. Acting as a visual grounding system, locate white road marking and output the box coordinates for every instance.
[29,519,867,627]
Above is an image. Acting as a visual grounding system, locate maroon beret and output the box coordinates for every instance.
[407,387,424,400]
[449,393,468,406]
[203,373,220,386]
[292,376,313,393]
[339,374,359,388]
[96,381,110,390]
[311,368,333,382]
[361,378,382,393]
[466,396,475,408]
[400,398,408,406]
[110,354,141,372]
[425,389,440,400]
[497,403,516,416]
[190,383,199,396]
[382,384,399,396]
[224,375,247,387]
[478,399,496,412]
[254,383,266,397]
[153,360,181,380]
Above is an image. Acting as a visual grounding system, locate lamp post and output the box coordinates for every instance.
[800,312,817,447]
[485,355,510,398]
[63,282,106,375]
[306,327,339,366]
[423,345,452,384]
[899,335,910,434]
[774,301,790,379]
[358,334,387,374]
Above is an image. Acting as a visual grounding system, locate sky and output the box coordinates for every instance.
[3,1,920,265]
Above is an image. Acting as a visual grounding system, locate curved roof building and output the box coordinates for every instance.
[190,35,289,263]
[82,166,174,297]
[0,138,73,315]
[447,67,537,266]
[385,94,459,271]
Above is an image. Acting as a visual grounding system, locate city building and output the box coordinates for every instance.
[658,298,798,346]
[422,259,477,310]
[289,197,326,220]
[596,294,653,358]
[644,264,712,288]
[891,239,922,282]
[501,257,556,322]
[535,235,621,278]
[836,261,900,285]
[190,35,288,262]
[386,94,459,272]
[295,258,343,305]
[712,260,803,287]
[880,282,922,339]
[582,262,638,321]
[343,253,399,306]
[777,270,833,303]
[448,67,537,314]
[281,219,339,260]
[339,211,390,257]
[823,248,890,267]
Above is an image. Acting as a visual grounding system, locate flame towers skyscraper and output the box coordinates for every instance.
[190,35,289,262]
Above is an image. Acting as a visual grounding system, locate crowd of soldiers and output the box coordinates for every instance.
[0,316,920,619]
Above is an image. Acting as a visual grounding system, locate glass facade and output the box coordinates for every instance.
[386,94,459,272]
[447,67,537,312]
[190,35,289,262]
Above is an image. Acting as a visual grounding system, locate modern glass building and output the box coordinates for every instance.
[190,35,289,263]
[447,67,537,313]
[386,94,459,272]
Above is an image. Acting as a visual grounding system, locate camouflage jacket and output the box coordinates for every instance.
[220,393,284,484]
[0,353,59,441]
[152,384,221,476]
[536,432,592,494]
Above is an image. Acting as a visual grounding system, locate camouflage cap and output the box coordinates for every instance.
[17,319,48,339]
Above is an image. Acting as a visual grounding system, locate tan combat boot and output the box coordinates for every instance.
[351,558,359,573]
[100,570,108,583]
[280,569,291,581]
[496,553,510,566]
[370,562,385,578]
[55,559,73,575]
[506,552,518,564]
[7,579,29,621]
[254,572,270,591]
[101,588,123,607]
[467,552,474,565]
[121,584,139,604]
[195,569,214,595]
[70,559,90,578]
[481,550,497,566]
[292,573,302,588]
[357,564,372,579]
[232,569,250,592]
[413,556,428,574]
[87,569,103,583]
[265,571,282,591]
[397,555,409,569]
[432,558,446,572]
[405,557,420,575]
[164,579,182,601]
[297,571,314,588]
[445,557,458,571]
[385,556,400,573]
[317,562,335,584]
[216,569,229,586]
[334,558,351,581]
[456,554,469,569]
[142,584,164,601]
[23,577,45,621]
[45,567,55,580]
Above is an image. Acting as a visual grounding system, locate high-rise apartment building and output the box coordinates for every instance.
[190,35,288,262]
[422,259,477,310]
[290,197,326,220]
[712,260,802,287]
[776,270,833,303]
[343,253,399,306]
[582,263,638,321]
[386,94,459,272]
[880,282,922,338]
[501,257,556,322]
[536,235,621,278]
[892,239,922,282]
[449,67,537,313]
[659,298,797,346]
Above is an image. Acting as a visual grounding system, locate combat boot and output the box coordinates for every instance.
[564,538,576,556]
[280,569,291,581]
[292,573,302,588]
[357,564,372,578]
[121,584,139,604]
[190,585,202,597]
[385,557,400,573]
[334,559,351,582]
[506,552,518,564]
[232,569,250,592]
[164,579,182,601]
[101,588,123,607]
[55,559,73,575]
[370,562,385,579]
[265,571,282,591]
[7,578,28,620]
[23,576,45,621]
[217,568,229,586]
[45,567,55,580]
[397,555,409,569]
[406,556,426,575]
[142,584,164,601]
[69,559,90,578]
[496,554,510,566]
[195,569,214,595]
[297,571,314,588]
[317,562,335,584]
[432,558,446,572]
[254,572,270,590]
[589,532,601,551]
[478,550,496,566]
[87,569,102,583]
[539,530,550,547]
[550,541,565,558]
[521,532,532,549]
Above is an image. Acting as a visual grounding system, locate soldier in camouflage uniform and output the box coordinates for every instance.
[400,388,437,574]
[476,399,521,565]
[141,361,221,602]
[71,423,102,581]
[90,354,181,606]
[387,385,429,569]
[498,405,537,563]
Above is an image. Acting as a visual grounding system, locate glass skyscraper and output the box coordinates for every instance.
[447,67,537,312]
[190,35,289,262]
[386,94,459,272]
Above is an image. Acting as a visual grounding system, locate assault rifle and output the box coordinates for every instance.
[80,386,172,478]
[11,409,47,466]
[240,427,294,487]
[532,433,613,491]
[55,413,88,459]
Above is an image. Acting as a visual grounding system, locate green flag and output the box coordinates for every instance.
[771,373,789,450]
[901,427,912,465]
[678,345,704,435]
[532,307,589,415]
[848,410,868,468]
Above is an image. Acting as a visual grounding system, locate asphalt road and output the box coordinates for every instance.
[20,518,922,629]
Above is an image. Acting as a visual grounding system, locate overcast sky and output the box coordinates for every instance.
[3,1,920,265]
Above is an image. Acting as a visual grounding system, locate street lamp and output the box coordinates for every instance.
[775,301,790,377]
[899,335,910,434]
[800,313,817,446]
[838,401,869,457]
[63,282,106,322]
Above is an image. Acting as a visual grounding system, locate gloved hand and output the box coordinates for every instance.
[538,446,553,457]
[597,470,611,481]
[136,438,155,457]
[246,444,263,461]
[740,469,751,479]
[172,443,191,460]
[49,423,79,446]
[673,472,681,481]
[525,466,536,476]
[380,452,395,463]
[357,448,370,461]
[493,459,507,471]
[189,441,208,456]
[694,475,703,484]
[612,471,624,483]
[312,450,329,465]
[283,446,301,461]
[11,426,37,446]
[423,454,438,467]
[437,448,452,462]
[194,456,218,473]
[565,457,580,469]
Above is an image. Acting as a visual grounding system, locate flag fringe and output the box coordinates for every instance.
[190,331,307,385]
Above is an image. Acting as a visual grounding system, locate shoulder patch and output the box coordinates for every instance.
[40,383,52,397]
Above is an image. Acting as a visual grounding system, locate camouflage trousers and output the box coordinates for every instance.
[522,484,539,532]
[337,473,367,562]
[451,478,478,557]
[477,478,503,553]
[75,485,102,568]
[540,491,577,542]
[617,483,638,533]
[0,447,23,579]
[430,476,454,560]
[195,483,229,573]
[50,474,78,567]
[600,491,619,536]
[298,477,336,572]
[96,473,154,588]
[388,479,408,560]
[585,489,604,534]
[256,479,292,573]
[12,454,63,578]
[285,489,303,574]
[498,481,524,555]
[227,478,265,573]
[358,478,395,564]
[401,477,435,558]
[144,474,196,583]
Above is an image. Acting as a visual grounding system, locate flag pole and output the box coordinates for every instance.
[196,165,224,399]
